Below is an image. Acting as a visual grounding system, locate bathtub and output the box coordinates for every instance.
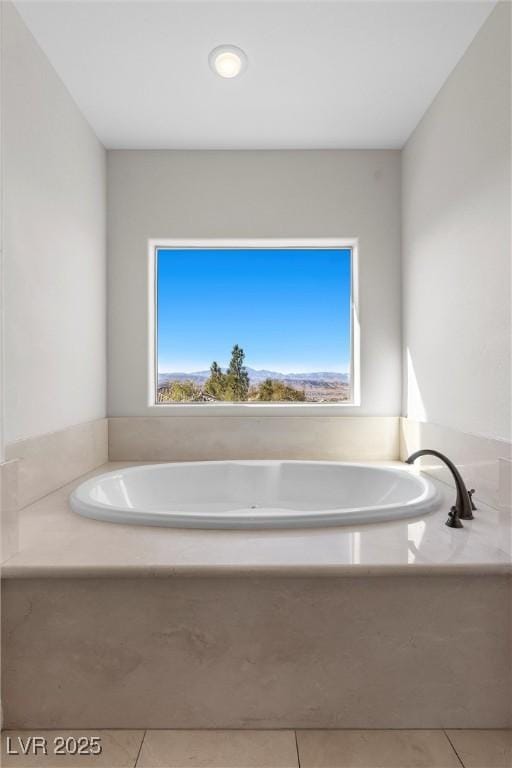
[70,460,441,529]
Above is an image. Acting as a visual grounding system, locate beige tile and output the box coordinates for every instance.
[3,577,511,729]
[108,416,399,462]
[400,417,512,511]
[137,730,298,767]
[1,730,144,768]
[5,419,108,508]
[498,459,512,510]
[1,459,19,561]
[446,729,512,768]
[296,730,461,768]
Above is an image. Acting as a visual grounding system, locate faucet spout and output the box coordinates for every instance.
[405,449,475,529]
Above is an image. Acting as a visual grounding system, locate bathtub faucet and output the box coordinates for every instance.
[405,449,476,529]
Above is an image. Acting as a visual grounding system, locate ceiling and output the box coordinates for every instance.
[14,1,496,150]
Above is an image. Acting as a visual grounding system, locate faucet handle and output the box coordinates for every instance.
[446,506,464,528]
[468,489,477,511]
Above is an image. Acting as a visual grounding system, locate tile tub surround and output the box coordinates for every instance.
[108,416,400,462]
[0,460,19,562]
[5,419,108,510]
[400,418,512,511]
[2,462,510,730]
[1,462,510,576]
[2,575,511,729]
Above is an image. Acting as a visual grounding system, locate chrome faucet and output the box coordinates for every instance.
[405,449,476,529]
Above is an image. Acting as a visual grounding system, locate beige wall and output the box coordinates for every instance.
[107,149,402,418]
[1,2,107,445]
[402,2,511,441]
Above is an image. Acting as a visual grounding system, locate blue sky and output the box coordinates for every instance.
[157,248,351,373]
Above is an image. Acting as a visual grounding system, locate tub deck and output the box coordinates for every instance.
[2,461,510,577]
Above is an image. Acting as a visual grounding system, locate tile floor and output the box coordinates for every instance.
[1,729,511,768]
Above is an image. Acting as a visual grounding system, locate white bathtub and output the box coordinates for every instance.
[70,461,441,529]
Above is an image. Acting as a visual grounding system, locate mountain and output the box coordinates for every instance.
[158,368,349,386]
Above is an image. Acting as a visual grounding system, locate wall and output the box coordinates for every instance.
[402,2,511,443]
[107,150,401,419]
[1,1,107,445]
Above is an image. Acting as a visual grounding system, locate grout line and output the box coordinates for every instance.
[444,729,465,768]
[134,729,147,768]
[294,730,301,768]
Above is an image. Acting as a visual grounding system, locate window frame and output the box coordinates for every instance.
[148,238,360,412]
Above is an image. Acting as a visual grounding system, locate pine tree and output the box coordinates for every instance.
[225,344,249,401]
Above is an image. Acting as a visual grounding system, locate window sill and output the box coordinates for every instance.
[147,401,361,416]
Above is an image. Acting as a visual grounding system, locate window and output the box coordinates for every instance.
[150,240,358,406]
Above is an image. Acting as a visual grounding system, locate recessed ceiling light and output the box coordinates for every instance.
[209,45,247,79]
